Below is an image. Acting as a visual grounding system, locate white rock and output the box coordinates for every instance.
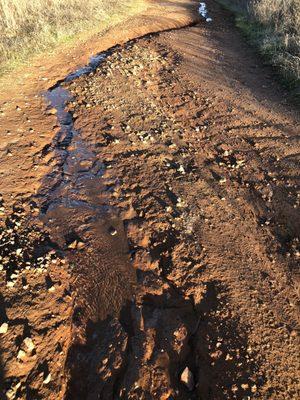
[180,366,194,391]
[0,322,8,334]
[7,381,21,399]
[109,227,117,236]
[178,165,186,174]
[6,389,15,400]
[17,349,26,361]
[43,373,51,384]
[24,337,35,352]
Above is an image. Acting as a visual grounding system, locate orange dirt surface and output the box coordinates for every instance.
[0,0,198,203]
[0,1,299,399]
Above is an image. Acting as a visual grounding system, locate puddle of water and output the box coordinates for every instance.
[46,86,72,125]
[41,46,137,353]
[65,54,107,82]
[199,2,213,22]
[43,52,108,213]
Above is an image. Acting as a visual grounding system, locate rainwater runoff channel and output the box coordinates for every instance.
[42,2,212,214]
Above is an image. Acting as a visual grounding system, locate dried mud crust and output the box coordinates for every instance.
[60,29,300,399]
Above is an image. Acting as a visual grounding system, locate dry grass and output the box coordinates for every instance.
[219,0,300,86]
[0,0,145,72]
[249,0,300,83]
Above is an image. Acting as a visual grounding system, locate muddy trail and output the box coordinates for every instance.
[0,1,300,399]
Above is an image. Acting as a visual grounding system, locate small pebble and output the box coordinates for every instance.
[109,227,117,236]
[43,373,51,384]
[24,337,35,352]
[180,367,194,391]
[17,349,26,361]
[0,322,8,334]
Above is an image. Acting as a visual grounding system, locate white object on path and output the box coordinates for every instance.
[199,2,213,22]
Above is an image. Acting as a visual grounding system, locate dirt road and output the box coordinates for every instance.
[0,0,299,399]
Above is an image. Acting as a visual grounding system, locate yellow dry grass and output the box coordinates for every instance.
[0,0,146,72]
[250,0,300,82]
[219,0,300,84]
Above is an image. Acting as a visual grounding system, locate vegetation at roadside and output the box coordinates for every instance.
[216,0,300,89]
[0,0,146,74]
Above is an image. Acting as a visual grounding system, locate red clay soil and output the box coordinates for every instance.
[0,1,299,399]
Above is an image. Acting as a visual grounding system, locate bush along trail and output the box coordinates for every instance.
[0,1,299,399]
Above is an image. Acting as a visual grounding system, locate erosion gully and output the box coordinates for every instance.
[30,2,299,398]
[38,48,134,399]
[34,5,215,398]
[42,52,109,213]
[38,39,200,400]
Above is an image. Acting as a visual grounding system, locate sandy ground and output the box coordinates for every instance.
[0,0,299,399]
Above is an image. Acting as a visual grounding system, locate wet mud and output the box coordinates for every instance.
[0,1,299,399]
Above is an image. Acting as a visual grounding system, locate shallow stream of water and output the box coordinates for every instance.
[43,53,108,213]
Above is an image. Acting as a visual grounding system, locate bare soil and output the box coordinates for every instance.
[0,1,299,399]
